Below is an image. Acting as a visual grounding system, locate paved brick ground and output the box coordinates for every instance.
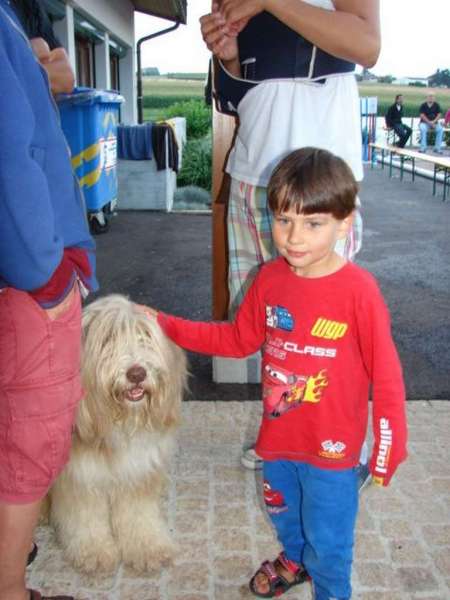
[28,400,450,600]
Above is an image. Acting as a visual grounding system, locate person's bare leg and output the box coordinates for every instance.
[0,498,41,600]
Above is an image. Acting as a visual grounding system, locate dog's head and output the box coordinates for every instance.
[78,295,187,442]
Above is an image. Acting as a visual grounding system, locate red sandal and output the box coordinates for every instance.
[28,590,74,600]
[249,551,310,598]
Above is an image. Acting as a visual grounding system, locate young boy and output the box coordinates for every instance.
[151,147,407,600]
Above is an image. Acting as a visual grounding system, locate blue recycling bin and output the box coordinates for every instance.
[57,87,124,217]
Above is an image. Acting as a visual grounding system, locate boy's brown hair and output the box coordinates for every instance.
[267,147,358,219]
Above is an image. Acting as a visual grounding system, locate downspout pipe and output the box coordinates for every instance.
[136,21,180,124]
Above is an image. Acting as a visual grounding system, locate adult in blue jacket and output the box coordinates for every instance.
[0,2,97,599]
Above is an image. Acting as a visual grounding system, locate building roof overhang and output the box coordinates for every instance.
[132,0,187,24]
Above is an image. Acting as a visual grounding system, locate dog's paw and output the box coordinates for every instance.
[125,541,176,574]
[65,539,120,575]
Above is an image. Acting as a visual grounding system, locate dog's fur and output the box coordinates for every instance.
[49,295,187,575]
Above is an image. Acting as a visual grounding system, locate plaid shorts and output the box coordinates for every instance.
[0,285,82,504]
[227,178,363,315]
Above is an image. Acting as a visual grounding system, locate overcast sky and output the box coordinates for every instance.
[135,0,449,78]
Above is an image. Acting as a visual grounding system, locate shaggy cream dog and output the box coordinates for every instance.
[49,294,187,575]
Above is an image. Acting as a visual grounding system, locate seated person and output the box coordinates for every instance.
[444,108,450,127]
[385,94,412,148]
[419,94,444,154]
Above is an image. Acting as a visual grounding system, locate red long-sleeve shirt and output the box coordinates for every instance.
[158,258,407,486]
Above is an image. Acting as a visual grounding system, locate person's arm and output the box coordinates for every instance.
[385,105,394,128]
[0,37,63,291]
[434,104,442,124]
[219,0,381,67]
[422,104,441,127]
[157,271,266,358]
[419,103,429,124]
[355,276,407,487]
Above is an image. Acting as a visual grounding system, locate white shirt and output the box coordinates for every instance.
[225,0,363,186]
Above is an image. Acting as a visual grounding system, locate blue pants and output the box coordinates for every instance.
[419,121,443,151]
[392,122,412,148]
[263,460,359,600]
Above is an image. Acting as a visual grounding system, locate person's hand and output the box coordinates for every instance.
[44,283,77,321]
[39,46,75,94]
[134,303,159,319]
[30,36,51,61]
[30,38,75,94]
[372,475,384,487]
[219,0,266,33]
[43,47,75,94]
[200,3,239,61]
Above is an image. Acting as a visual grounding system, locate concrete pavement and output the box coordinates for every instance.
[28,400,450,599]
[91,166,450,400]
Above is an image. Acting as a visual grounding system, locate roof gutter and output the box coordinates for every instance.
[136,21,180,124]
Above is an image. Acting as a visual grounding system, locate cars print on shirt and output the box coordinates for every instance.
[266,305,294,331]
[262,363,329,419]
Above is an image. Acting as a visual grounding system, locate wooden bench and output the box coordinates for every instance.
[370,142,450,201]
[384,124,450,150]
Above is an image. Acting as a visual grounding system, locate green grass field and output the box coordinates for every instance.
[143,77,205,121]
[143,77,450,117]
[143,76,205,97]
[358,83,450,104]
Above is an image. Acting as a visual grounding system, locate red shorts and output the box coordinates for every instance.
[0,285,83,504]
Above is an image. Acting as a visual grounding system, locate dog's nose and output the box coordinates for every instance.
[126,365,147,384]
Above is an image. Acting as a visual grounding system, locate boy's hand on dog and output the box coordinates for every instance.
[135,304,158,319]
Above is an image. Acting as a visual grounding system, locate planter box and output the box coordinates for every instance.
[117,117,185,211]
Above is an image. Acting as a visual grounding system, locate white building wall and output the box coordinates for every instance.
[72,0,134,47]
